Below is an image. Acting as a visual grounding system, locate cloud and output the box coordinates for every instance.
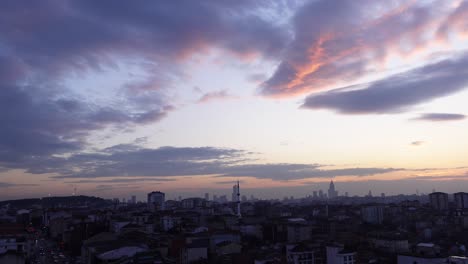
[65,178,176,184]
[410,141,425,146]
[301,54,468,114]
[197,90,236,103]
[437,1,468,41]
[403,173,468,181]
[413,113,466,122]
[247,73,267,83]
[214,180,246,185]
[0,1,287,73]
[48,146,247,179]
[0,85,173,167]
[0,142,401,181]
[0,182,39,188]
[261,0,468,97]
[220,165,401,180]
[95,184,142,192]
[0,0,288,169]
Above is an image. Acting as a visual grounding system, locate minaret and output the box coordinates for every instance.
[236,181,241,219]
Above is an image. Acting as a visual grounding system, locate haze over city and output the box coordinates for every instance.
[1,0,468,201]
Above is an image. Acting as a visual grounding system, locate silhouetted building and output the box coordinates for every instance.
[361,205,384,225]
[429,192,448,211]
[236,181,241,218]
[147,191,165,212]
[232,184,239,202]
[454,192,468,210]
[328,181,338,199]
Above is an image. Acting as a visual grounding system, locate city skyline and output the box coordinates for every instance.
[1,0,468,200]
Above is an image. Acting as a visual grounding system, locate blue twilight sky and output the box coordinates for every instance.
[1,0,468,200]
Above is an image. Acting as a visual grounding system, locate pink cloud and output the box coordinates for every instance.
[261,0,467,97]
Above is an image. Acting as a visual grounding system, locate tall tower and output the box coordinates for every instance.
[232,184,238,202]
[328,180,337,199]
[236,181,241,219]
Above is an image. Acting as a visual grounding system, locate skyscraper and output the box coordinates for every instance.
[328,180,338,199]
[232,184,239,202]
[236,181,241,218]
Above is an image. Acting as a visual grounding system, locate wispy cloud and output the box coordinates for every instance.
[0,143,401,181]
[65,178,175,184]
[214,180,246,185]
[403,172,468,181]
[220,165,401,180]
[197,90,237,103]
[0,182,39,188]
[412,113,466,122]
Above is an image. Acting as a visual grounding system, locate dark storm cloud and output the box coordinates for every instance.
[413,113,466,122]
[301,55,468,114]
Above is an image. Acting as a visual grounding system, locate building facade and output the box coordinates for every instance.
[429,192,449,211]
[147,191,165,212]
[454,192,468,210]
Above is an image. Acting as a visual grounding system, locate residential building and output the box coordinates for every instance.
[429,192,449,211]
[147,191,165,212]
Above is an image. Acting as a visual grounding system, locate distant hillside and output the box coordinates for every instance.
[0,195,109,209]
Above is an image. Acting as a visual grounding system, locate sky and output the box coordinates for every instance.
[1,0,468,201]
